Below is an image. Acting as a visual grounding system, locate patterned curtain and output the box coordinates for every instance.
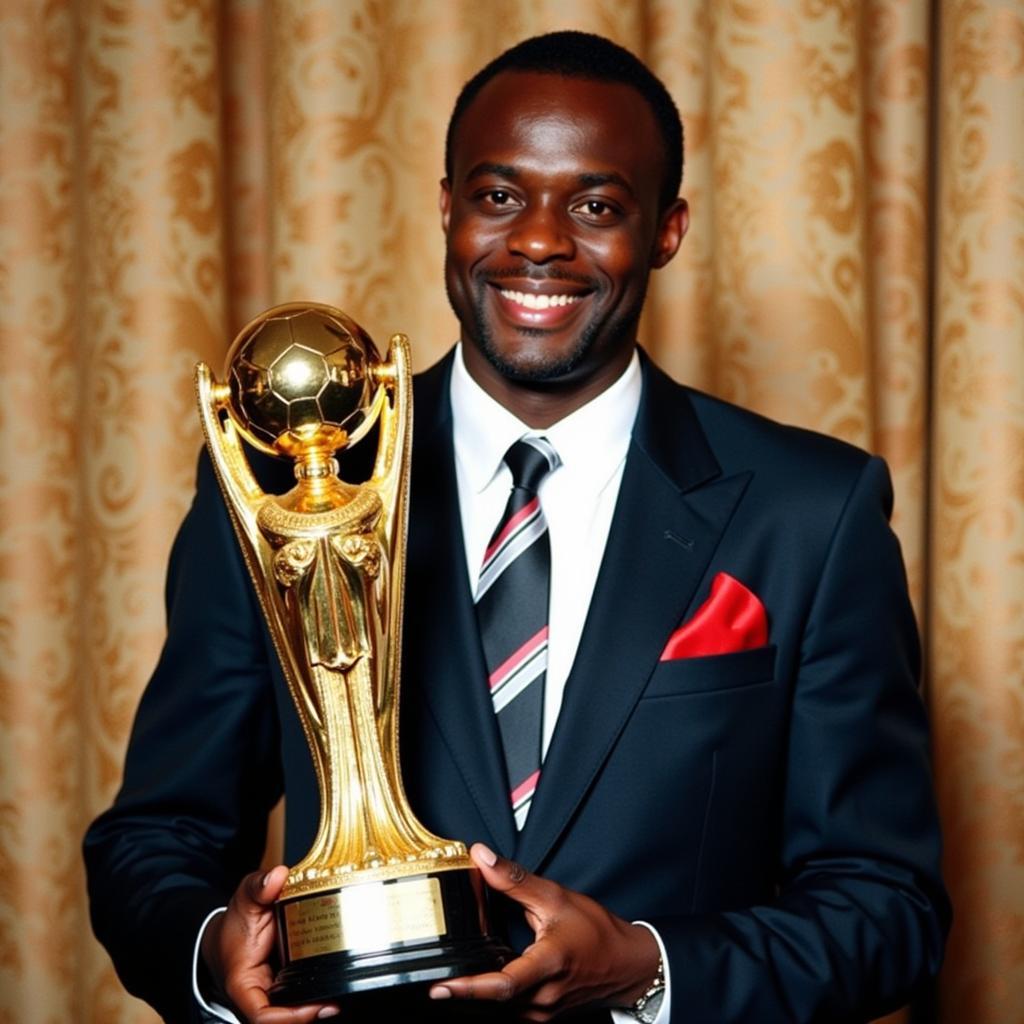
[0,2,1021,1021]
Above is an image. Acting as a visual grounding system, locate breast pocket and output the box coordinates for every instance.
[641,645,777,699]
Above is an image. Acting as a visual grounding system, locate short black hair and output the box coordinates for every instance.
[445,31,684,211]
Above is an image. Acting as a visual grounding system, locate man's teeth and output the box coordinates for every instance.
[499,290,582,310]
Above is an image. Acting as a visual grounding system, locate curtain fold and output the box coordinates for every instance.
[0,2,1021,1021]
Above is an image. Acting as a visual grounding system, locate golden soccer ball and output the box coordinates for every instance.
[224,303,384,459]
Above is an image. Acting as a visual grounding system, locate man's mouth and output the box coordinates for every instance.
[485,280,593,329]
[497,289,584,311]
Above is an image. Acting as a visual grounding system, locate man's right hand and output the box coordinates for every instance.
[201,865,340,1023]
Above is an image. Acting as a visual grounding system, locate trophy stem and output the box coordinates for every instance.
[288,452,351,513]
[288,659,460,894]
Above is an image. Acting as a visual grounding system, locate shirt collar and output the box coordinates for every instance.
[450,343,642,494]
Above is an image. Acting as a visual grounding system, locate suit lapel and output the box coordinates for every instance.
[407,356,517,854]
[515,356,752,871]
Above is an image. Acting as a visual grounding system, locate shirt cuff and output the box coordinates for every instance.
[192,907,241,1023]
[608,921,671,1024]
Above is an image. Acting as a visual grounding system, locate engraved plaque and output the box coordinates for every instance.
[284,876,447,961]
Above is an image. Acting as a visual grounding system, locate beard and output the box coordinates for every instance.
[446,262,644,385]
[474,314,597,383]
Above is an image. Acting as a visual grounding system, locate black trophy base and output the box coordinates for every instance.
[269,868,512,1008]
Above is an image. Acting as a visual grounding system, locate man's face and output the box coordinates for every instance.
[440,71,687,393]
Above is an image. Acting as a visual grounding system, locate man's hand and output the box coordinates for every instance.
[201,865,340,1024]
[429,844,660,1022]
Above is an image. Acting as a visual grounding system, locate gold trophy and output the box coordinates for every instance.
[195,303,508,1004]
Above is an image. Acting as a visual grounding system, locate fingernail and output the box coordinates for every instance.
[476,844,498,867]
[430,986,452,1000]
[260,871,271,888]
[317,1008,340,1019]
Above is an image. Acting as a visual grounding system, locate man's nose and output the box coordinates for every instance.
[506,204,575,263]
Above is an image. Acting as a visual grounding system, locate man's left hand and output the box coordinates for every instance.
[429,843,659,1022]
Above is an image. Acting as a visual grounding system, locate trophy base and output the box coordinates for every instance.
[269,868,512,1007]
[270,934,512,1005]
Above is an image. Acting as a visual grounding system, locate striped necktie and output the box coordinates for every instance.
[476,436,560,830]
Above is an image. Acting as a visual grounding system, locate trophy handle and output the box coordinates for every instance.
[196,361,326,726]
[195,361,267,548]
[368,334,413,718]
[195,359,333,769]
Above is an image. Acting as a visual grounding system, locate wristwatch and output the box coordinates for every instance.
[629,956,665,1023]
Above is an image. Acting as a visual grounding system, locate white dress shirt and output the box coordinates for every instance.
[450,343,640,757]
[195,344,668,1023]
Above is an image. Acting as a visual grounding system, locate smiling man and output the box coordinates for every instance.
[439,66,686,426]
[85,31,949,1024]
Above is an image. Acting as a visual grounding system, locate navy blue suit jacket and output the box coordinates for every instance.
[84,351,949,1023]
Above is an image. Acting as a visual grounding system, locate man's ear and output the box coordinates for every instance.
[439,178,452,233]
[650,198,689,269]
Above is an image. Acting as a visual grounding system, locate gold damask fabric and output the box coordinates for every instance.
[0,2,1021,1021]
[931,3,1024,1021]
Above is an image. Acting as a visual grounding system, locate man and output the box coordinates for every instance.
[85,31,950,1024]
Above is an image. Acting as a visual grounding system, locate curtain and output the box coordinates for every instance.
[0,2,1021,1021]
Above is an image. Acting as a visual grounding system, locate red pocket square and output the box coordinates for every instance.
[660,572,768,660]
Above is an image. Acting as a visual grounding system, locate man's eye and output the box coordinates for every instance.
[487,190,512,205]
[573,199,618,220]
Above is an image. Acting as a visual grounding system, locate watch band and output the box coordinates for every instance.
[630,955,665,1023]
